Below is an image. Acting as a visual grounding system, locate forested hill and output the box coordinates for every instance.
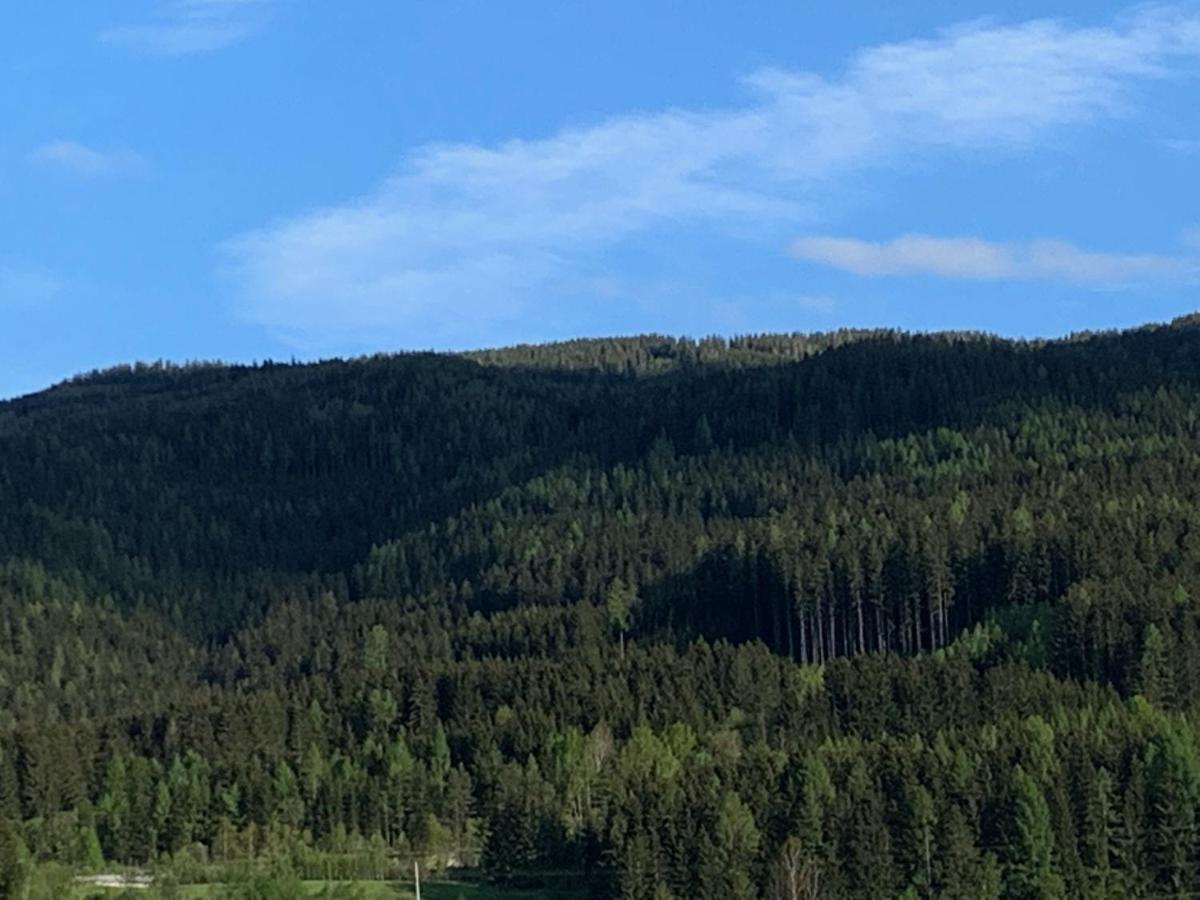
[4,316,1200,897]
[4,318,1199,636]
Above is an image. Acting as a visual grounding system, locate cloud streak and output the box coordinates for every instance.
[29,140,146,177]
[102,0,272,56]
[1164,138,1200,153]
[225,5,1200,346]
[791,234,1197,284]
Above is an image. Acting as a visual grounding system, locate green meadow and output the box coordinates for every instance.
[174,882,573,899]
[66,875,586,900]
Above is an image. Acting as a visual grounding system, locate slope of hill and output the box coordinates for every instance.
[3,317,1200,897]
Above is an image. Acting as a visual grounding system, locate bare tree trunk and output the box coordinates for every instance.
[772,838,825,900]
[928,599,937,652]
[913,594,923,654]
[798,610,807,665]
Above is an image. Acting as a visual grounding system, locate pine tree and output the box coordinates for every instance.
[1003,766,1066,900]
[1136,624,1173,707]
[0,818,28,899]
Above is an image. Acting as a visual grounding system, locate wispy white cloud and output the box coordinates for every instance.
[0,262,64,308]
[29,140,147,178]
[791,234,1198,284]
[102,0,272,56]
[1162,137,1200,153]
[225,5,1200,346]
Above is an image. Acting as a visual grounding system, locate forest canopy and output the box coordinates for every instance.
[3,316,1200,897]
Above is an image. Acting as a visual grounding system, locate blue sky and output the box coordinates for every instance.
[2,1,1199,398]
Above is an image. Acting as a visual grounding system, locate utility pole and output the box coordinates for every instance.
[414,860,422,900]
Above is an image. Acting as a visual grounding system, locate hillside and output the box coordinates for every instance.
[4,317,1200,897]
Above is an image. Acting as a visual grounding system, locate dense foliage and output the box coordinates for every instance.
[4,317,1200,897]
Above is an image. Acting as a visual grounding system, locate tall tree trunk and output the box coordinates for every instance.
[913,593,923,654]
[814,603,824,664]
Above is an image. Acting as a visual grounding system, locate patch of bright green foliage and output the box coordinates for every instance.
[59,869,578,900]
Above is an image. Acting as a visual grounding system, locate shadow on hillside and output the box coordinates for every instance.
[2,320,1198,639]
[633,535,1070,665]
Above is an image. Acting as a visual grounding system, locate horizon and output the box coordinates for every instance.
[8,307,1198,402]
[5,1,1200,398]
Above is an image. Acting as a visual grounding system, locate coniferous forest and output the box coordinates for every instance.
[6,316,1200,897]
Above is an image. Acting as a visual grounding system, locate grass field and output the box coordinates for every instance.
[66,879,582,899]
[70,883,573,899]
[168,881,577,898]
[62,864,596,899]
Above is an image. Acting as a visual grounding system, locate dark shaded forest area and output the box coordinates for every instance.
[4,316,1200,897]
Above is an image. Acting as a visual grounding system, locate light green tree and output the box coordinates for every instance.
[605,578,638,660]
[1003,766,1065,900]
[0,818,29,900]
[1137,624,1173,707]
[363,624,390,675]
